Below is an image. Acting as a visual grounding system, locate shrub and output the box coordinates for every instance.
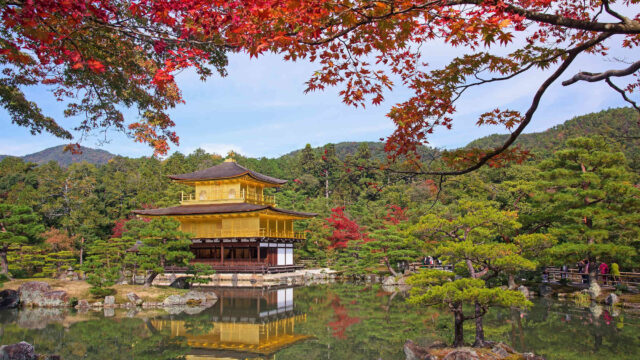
[615,283,629,293]
[89,287,116,298]
[69,297,79,307]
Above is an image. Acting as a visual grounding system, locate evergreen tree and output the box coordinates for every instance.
[359,227,421,277]
[408,270,530,347]
[411,200,538,346]
[0,203,45,278]
[534,137,640,285]
[123,217,194,286]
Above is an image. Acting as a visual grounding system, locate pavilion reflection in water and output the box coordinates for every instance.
[151,286,310,359]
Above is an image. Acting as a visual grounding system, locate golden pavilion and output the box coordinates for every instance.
[150,286,311,359]
[133,159,316,273]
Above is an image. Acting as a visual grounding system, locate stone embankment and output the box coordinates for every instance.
[0,281,217,316]
[155,268,340,287]
[404,340,545,360]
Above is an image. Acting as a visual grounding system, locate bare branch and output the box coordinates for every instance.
[605,78,640,114]
[562,60,640,86]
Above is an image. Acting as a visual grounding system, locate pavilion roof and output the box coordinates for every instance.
[132,202,316,218]
[168,160,287,185]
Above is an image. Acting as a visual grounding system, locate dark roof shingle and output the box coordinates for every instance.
[168,161,286,185]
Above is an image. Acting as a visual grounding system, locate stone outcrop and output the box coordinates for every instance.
[0,341,59,360]
[18,282,68,308]
[0,341,36,360]
[404,340,433,360]
[518,285,530,299]
[404,340,545,360]
[0,289,20,309]
[605,293,619,306]
[162,290,217,307]
[103,296,116,308]
[538,285,553,298]
[588,282,601,299]
[126,292,143,306]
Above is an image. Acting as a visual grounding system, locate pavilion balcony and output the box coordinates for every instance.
[165,261,304,274]
[192,228,306,240]
[180,190,276,206]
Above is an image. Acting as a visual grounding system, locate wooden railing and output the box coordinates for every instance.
[546,267,640,287]
[180,190,275,205]
[190,228,306,239]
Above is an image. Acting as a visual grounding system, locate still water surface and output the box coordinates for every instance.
[0,283,638,359]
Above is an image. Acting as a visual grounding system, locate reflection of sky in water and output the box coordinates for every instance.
[1,284,639,360]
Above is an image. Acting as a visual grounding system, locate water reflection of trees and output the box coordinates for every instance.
[0,311,186,360]
[1,285,640,360]
[484,300,640,360]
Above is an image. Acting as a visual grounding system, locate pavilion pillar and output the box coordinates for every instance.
[257,244,261,263]
[221,244,224,264]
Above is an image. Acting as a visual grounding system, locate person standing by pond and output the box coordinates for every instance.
[611,262,621,285]
[599,262,609,285]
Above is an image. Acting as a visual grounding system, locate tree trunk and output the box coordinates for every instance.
[325,172,329,199]
[79,237,85,267]
[384,257,398,277]
[144,271,158,287]
[0,246,11,279]
[508,274,517,290]
[473,302,486,347]
[453,305,465,347]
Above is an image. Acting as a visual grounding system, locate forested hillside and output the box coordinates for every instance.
[467,107,640,168]
[1,107,639,278]
[0,145,116,167]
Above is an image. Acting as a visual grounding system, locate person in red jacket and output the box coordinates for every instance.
[599,262,609,285]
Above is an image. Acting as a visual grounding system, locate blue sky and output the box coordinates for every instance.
[0,38,635,159]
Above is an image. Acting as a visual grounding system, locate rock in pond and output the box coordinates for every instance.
[0,341,36,360]
[588,282,601,299]
[404,340,432,360]
[538,284,553,298]
[0,341,59,360]
[75,300,90,309]
[605,293,619,306]
[518,285,530,299]
[18,282,68,308]
[103,296,115,308]
[404,340,545,360]
[0,289,19,309]
[126,292,143,306]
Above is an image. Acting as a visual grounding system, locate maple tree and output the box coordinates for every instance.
[326,206,370,249]
[0,0,228,155]
[6,1,639,167]
[211,0,640,174]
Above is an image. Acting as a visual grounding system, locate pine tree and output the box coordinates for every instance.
[359,227,421,277]
[535,137,640,285]
[408,271,530,347]
[123,217,194,286]
[0,203,44,278]
[411,200,537,346]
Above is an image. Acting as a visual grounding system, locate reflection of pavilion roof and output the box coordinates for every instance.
[151,314,311,356]
[153,286,310,357]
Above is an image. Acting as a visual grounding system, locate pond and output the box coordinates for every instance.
[0,283,638,359]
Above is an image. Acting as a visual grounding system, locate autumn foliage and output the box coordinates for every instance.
[3,0,639,169]
[325,206,370,249]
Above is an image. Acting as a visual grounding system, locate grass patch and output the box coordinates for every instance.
[2,278,187,303]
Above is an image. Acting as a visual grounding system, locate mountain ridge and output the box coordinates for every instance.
[2,107,638,167]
